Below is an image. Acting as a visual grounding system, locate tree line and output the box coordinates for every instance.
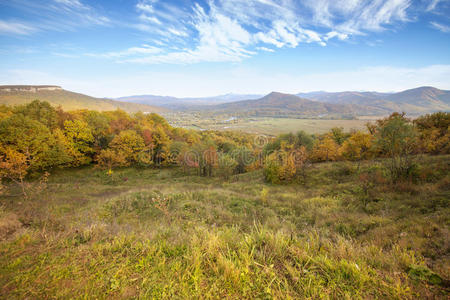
[263,112,449,183]
[0,100,448,195]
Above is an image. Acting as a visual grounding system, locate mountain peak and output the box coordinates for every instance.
[265,91,294,98]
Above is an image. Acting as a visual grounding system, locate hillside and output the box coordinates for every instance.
[0,101,448,298]
[0,85,166,113]
[298,87,450,114]
[194,92,385,118]
[1,156,448,298]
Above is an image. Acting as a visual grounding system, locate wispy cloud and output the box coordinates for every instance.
[3,0,444,64]
[51,52,80,58]
[0,20,36,35]
[0,0,110,36]
[426,0,445,11]
[256,47,275,53]
[121,0,420,64]
[53,0,87,9]
[430,21,450,33]
[86,45,162,59]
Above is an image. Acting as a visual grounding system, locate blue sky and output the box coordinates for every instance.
[0,0,449,97]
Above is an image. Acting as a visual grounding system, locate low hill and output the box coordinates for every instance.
[195,92,385,118]
[0,85,166,113]
[298,87,450,114]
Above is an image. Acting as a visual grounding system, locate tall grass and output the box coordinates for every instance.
[0,155,448,298]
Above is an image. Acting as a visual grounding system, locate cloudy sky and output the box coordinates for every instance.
[0,0,449,97]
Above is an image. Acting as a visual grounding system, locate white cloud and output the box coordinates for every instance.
[256,47,275,52]
[325,31,349,41]
[167,27,188,37]
[430,21,450,33]
[136,3,154,14]
[0,20,36,35]
[122,0,421,64]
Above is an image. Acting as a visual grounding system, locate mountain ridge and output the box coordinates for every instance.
[0,85,166,113]
[296,86,450,114]
[117,93,263,108]
[192,91,382,118]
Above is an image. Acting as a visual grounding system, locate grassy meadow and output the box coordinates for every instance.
[0,155,448,299]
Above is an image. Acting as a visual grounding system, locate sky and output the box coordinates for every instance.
[0,0,449,98]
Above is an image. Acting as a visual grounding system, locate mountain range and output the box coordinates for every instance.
[117,93,262,109]
[193,92,377,118]
[117,86,450,116]
[297,86,450,114]
[0,85,448,117]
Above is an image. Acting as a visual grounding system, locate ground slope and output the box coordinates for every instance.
[0,155,448,298]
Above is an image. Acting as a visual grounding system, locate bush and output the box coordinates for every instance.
[217,154,238,179]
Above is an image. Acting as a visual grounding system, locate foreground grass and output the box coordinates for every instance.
[0,156,449,299]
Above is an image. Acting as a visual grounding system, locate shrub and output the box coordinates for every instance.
[217,154,238,179]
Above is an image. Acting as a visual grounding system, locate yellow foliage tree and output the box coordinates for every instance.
[340,131,374,162]
[0,148,29,198]
[96,149,127,174]
[311,135,340,162]
[152,126,171,165]
[64,119,95,166]
[109,130,145,165]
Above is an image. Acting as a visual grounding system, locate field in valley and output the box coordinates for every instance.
[1,155,448,299]
[177,117,372,135]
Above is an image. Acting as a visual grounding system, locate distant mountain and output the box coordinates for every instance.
[194,92,383,118]
[297,87,450,114]
[117,93,263,108]
[385,87,450,112]
[0,85,166,113]
[117,95,182,107]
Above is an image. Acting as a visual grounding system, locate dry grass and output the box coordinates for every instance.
[0,155,449,298]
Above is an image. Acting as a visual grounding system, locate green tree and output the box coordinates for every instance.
[375,113,418,182]
[0,114,69,171]
[64,119,95,166]
[83,111,111,149]
[233,146,253,174]
[14,100,58,129]
[330,127,348,145]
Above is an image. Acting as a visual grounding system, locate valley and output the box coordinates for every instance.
[164,115,371,135]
